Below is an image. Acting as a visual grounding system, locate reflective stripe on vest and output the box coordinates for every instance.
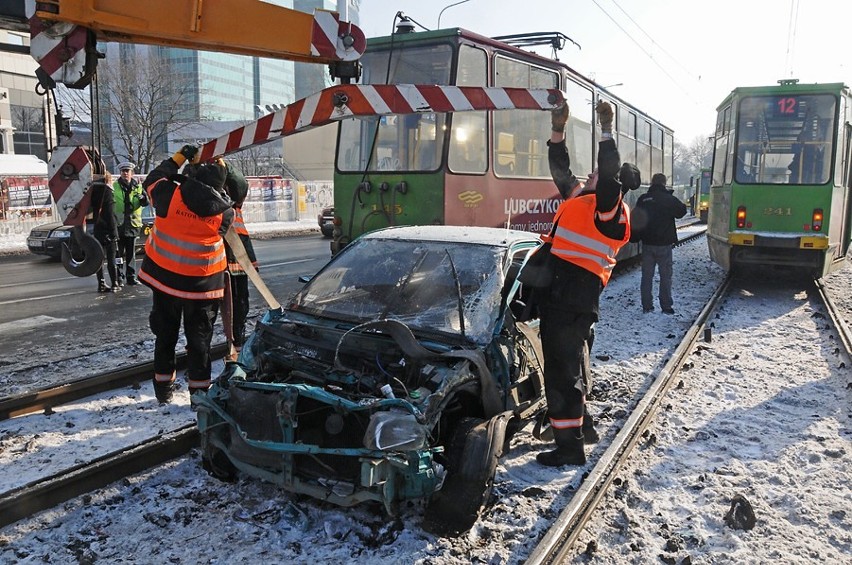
[548,194,630,286]
[144,183,226,277]
[232,207,249,236]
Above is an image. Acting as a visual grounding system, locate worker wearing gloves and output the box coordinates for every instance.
[139,145,235,403]
[533,100,641,466]
[112,162,147,286]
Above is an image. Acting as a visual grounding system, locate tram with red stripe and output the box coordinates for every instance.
[329,24,675,253]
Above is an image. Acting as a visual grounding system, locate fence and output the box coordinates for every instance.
[0,175,334,235]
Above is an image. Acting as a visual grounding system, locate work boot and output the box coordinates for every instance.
[536,428,586,467]
[583,407,599,444]
[153,381,175,403]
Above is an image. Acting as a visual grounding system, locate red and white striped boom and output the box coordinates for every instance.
[199,84,566,161]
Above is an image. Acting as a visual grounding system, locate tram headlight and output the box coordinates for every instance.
[812,208,823,232]
[736,206,747,229]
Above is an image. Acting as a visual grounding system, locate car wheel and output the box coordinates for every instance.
[422,415,507,536]
[201,442,238,483]
[320,225,334,238]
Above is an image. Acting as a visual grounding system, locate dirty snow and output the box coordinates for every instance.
[0,226,850,564]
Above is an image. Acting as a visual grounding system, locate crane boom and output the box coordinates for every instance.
[26,0,365,89]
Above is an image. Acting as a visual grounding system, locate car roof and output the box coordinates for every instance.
[360,225,541,248]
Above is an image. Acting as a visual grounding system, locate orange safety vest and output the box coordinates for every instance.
[226,207,258,273]
[544,194,630,286]
[140,179,227,299]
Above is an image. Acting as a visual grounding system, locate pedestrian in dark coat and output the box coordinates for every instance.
[532,100,641,467]
[90,173,120,293]
[631,173,687,314]
[139,146,235,403]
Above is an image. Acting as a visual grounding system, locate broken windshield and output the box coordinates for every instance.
[291,238,506,344]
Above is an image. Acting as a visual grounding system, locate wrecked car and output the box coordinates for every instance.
[195,225,549,535]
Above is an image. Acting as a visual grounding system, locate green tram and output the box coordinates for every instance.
[695,167,711,223]
[707,80,852,277]
[330,25,674,254]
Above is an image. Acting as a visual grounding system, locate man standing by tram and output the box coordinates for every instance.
[139,146,235,403]
[532,100,641,467]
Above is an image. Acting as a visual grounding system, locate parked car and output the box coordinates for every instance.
[318,206,335,238]
[27,205,155,260]
[195,225,549,535]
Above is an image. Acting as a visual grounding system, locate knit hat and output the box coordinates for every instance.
[651,173,667,186]
[194,162,227,190]
[619,163,642,191]
[224,165,249,206]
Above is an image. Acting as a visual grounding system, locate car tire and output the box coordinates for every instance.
[422,415,506,536]
[320,225,334,238]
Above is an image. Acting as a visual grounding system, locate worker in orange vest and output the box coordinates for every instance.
[139,145,235,403]
[534,101,641,466]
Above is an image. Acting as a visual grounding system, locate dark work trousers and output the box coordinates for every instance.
[116,235,137,282]
[149,290,220,391]
[228,272,250,348]
[95,236,118,287]
[640,244,674,311]
[539,308,596,435]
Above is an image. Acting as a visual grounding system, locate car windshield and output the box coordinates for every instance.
[290,237,506,344]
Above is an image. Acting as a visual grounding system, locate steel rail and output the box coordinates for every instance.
[0,424,198,529]
[813,278,852,364]
[526,273,732,564]
[0,342,227,421]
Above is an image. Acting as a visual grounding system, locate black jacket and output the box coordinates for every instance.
[90,181,118,243]
[631,184,687,246]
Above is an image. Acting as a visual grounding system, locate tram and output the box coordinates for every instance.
[695,167,711,223]
[706,80,852,278]
[329,25,674,254]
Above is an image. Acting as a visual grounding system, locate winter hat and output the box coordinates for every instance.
[224,165,249,206]
[194,162,227,190]
[651,173,667,186]
[619,163,642,191]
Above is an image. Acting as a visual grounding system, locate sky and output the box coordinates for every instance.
[1,227,850,562]
[357,0,852,146]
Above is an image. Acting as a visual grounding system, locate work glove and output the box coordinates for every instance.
[551,104,569,132]
[172,144,200,166]
[596,100,613,134]
[619,162,641,191]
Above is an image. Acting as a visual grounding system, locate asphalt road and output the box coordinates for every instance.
[0,235,331,365]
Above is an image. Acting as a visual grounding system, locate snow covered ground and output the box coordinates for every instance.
[0,227,850,564]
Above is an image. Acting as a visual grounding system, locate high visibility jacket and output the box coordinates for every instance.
[545,194,630,286]
[113,178,146,231]
[226,207,258,273]
[139,178,228,299]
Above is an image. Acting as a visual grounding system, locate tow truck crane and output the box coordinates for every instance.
[0,0,564,275]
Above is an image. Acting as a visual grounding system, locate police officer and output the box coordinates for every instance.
[139,146,235,403]
[535,100,641,467]
[113,162,147,286]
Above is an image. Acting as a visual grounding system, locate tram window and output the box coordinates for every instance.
[457,45,487,86]
[734,94,836,185]
[713,132,729,186]
[493,56,558,178]
[337,113,448,173]
[562,79,594,178]
[636,120,651,182]
[449,111,487,174]
[360,44,453,85]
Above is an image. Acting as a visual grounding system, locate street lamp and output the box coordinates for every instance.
[438,0,472,29]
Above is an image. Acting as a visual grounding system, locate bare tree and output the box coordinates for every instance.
[55,51,199,172]
[673,134,714,184]
[226,136,303,179]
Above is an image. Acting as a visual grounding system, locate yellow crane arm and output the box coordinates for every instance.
[34,0,364,64]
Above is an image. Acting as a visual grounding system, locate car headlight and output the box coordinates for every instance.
[364,410,426,451]
[53,230,71,239]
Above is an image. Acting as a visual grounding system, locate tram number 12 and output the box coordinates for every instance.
[763,207,792,216]
[776,97,797,115]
